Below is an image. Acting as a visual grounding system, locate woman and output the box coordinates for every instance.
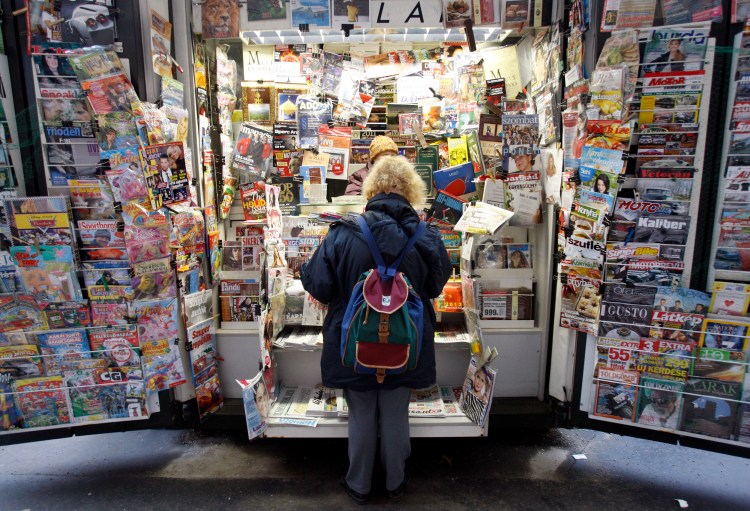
[302,156,451,503]
[593,174,610,195]
[509,249,530,268]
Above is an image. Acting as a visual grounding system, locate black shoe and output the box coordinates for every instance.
[339,477,370,505]
[388,475,409,500]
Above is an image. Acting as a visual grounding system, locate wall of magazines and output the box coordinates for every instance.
[568,0,750,449]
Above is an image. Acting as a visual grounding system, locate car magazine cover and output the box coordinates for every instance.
[632,214,690,245]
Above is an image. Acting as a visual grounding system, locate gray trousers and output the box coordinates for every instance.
[344,386,412,494]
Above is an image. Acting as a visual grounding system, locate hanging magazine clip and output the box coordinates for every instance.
[191,178,197,186]
[299,23,310,33]
[341,24,354,38]
[621,151,630,161]
[616,174,626,184]
[308,146,319,155]
[602,214,612,227]
[217,239,223,249]
[563,224,574,237]
[571,172,582,185]
[184,340,193,352]
[327,119,335,128]
[255,304,262,316]
[463,18,476,52]
[580,93,591,105]
[560,273,568,285]
[170,259,178,269]
[428,87,443,100]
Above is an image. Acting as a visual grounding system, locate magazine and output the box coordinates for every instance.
[80,73,140,115]
[13,376,71,428]
[642,28,709,75]
[434,162,476,197]
[6,196,73,246]
[296,96,332,148]
[459,355,496,427]
[130,258,176,301]
[35,328,91,377]
[237,371,270,440]
[64,368,105,422]
[11,244,81,303]
[636,377,683,430]
[186,318,223,419]
[231,123,273,180]
[0,294,49,333]
[593,368,638,421]
[409,384,446,417]
[680,378,741,439]
[141,142,190,207]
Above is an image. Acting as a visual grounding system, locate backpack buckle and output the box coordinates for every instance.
[378,313,390,343]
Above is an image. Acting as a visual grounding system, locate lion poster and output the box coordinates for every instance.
[202,0,240,39]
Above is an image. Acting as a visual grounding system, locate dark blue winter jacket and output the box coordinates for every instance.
[301,193,452,391]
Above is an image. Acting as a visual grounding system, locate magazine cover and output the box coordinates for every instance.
[459,356,496,427]
[240,182,267,222]
[45,300,91,330]
[88,285,134,327]
[692,348,747,382]
[636,377,683,430]
[237,371,270,440]
[183,289,214,329]
[64,368,105,422]
[559,273,601,335]
[501,0,531,28]
[593,368,639,421]
[141,142,190,207]
[97,112,139,151]
[78,219,124,248]
[13,376,71,428]
[186,318,223,417]
[699,318,750,352]
[296,96,333,148]
[332,0,370,27]
[35,328,91,377]
[680,378,741,439]
[39,96,93,127]
[10,245,81,302]
[231,123,273,180]
[80,73,140,115]
[242,84,275,125]
[276,86,306,122]
[69,49,123,81]
[134,298,179,348]
[709,282,750,317]
[318,125,352,180]
[88,325,141,368]
[642,28,709,74]
[131,258,176,300]
[635,178,693,202]
[45,142,102,185]
[0,294,49,333]
[504,171,542,225]
[0,344,44,380]
[632,214,690,245]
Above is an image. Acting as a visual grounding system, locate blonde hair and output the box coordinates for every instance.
[362,155,425,205]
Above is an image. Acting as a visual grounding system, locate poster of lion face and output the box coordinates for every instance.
[202,0,239,39]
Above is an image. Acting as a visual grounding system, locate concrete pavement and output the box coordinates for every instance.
[1,425,749,510]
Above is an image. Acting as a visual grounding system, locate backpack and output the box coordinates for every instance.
[340,216,427,383]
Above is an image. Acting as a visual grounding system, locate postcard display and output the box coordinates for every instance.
[561,15,750,446]
[0,3,225,433]
[188,0,558,437]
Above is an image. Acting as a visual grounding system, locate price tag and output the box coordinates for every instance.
[481,296,507,319]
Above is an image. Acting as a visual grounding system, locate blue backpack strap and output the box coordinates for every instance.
[356,216,427,280]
